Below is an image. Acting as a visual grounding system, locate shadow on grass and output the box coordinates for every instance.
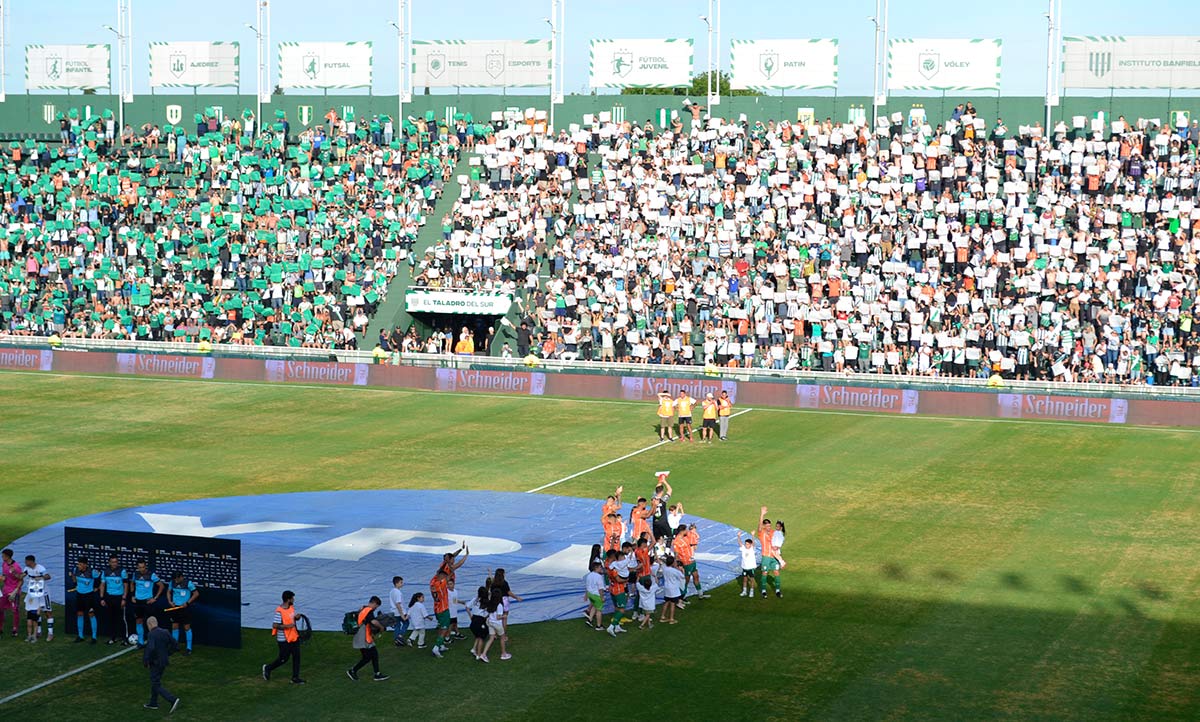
[3,585,1198,721]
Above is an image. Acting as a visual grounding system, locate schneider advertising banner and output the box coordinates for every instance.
[1063,36,1200,89]
[589,39,693,89]
[26,44,110,90]
[888,38,1002,91]
[729,39,838,90]
[278,42,372,89]
[406,290,513,315]
[149,41,239,88]
[413,40,551,88]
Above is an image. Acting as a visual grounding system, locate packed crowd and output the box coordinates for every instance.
[410,103,1200,384]
[1,106,456,348]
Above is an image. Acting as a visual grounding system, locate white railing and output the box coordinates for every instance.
[4,334,1198,400]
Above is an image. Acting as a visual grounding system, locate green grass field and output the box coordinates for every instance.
[2,371,1200,720]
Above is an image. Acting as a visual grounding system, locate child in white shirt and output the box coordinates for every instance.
[389,576,409,646]
[637,574,659,629]
[659,558,685,624]
[736,532,760,597]
[406,593,429,648]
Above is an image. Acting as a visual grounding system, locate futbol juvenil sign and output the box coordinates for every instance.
[589,39,693,89]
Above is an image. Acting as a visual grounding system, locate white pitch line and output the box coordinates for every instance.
[3,368,1199,435]
[0,645,136,706]
[526,408,755,494]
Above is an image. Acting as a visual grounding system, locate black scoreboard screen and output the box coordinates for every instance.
[63,526,242,648]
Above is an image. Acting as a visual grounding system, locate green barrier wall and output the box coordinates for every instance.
[4,93,1196,135]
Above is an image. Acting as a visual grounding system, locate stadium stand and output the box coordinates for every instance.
[402,104,1200,385]
[0,108,455,349]
[4,102,1200,384]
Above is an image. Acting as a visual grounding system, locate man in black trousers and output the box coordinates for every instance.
[143,616,181,713]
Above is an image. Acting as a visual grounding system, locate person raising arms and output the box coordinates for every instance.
[756,507,782,598]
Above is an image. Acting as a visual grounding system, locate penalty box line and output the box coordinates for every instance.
[526,408,754,494]
[0,645,137,706]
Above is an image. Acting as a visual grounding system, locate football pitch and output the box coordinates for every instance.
[2,372,1200,720]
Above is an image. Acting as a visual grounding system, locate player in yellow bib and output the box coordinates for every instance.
[674,391,697,443]
[656,392,677,442]
[700,393,719,443]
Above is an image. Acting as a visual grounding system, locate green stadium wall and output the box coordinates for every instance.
[4,93,1196,135]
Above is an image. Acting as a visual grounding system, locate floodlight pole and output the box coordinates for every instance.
[547,0,564,134]
[0,0,6,102]
[392,0,411,137]
[870,0,888,128]
[1044,0,1061,132]
[700,14,711,107]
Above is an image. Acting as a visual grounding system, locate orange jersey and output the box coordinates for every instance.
[601,499,620,521]
[635,547,652,577]
[631,508,652,539]
[602,518,622,550]
[675,396,696,416]
[657,397,675,417]
[606,562,625,595]
[758,526,775,559]
[718,398,733,416]
[672,534,695,565]
[430,575,450,614]
[702,399,718,419]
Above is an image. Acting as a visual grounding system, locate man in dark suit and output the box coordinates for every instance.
[143,616,181,713]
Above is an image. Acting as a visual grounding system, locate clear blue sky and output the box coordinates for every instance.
[4,0,1196,96]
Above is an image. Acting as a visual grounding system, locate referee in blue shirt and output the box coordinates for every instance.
[130,560,164,647]
[69,556,101,644]
[167,572,199,656]
[99,555,128,645]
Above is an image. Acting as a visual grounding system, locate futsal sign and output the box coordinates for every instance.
[590,39,693,89]
[1063,36,1200,89]
[13,491,742,631]
[412,40,551,88]
[729,39,838,90]
[148,42,239,88]
[26,44,110,90]
[887,39,1002,91]
[278,42,372,89]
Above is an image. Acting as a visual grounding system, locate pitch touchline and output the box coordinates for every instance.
[526,408,755,494]
[0,646,136,706]
[3,369,1200,435]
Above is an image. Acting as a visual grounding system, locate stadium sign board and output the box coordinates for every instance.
[405,289,513,315]
[589,39,693,89]
[1063,36,1200,89]
[148,41,239,88]
[729,39,838,90]
[26,44,110,90]
[278,41,372,89]
[412,40,551,88]
[887,39,1002,91]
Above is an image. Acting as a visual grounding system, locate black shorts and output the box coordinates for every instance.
[741,568,757,578]
[77,592,99,614]
[170,608,192,626]
[665,595,682,604]
[27,609,41,621]
[132,601,154,620]
[679,416,693,426]
[702,418,717,429]
[469,615,488,640]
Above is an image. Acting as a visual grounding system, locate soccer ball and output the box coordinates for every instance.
[128,634,139,645]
